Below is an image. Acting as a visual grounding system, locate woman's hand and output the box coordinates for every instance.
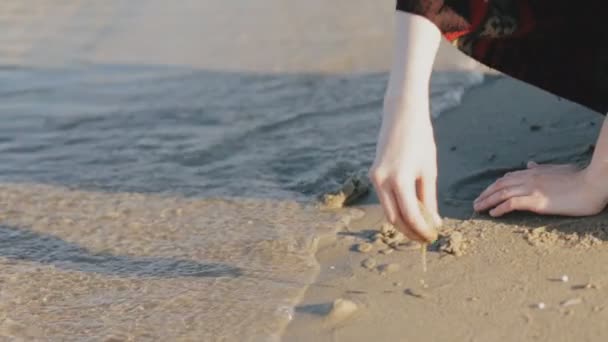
[370,12,443,242]
[369,98,441,242]
[474,161,608,217]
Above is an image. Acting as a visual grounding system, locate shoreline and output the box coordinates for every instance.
[284,75,608,341]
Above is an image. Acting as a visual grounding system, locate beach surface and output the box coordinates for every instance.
[285,77,608,341]
[3,0,608,341]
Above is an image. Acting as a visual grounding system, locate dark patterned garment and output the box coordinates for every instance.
[396,0,608,114]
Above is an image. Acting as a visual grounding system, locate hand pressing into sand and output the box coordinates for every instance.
[475,117,608,217]
[369,98,442,242]
[474,161,608,217]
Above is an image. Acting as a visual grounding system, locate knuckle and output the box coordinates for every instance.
[368,168,384,183]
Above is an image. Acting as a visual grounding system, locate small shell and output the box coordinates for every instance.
[561,298,582,307]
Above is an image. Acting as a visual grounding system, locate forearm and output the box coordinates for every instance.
[587,116,608,180]
[383,11,441,116]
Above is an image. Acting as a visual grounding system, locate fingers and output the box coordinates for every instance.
[475,175,524,205]
[489,196,541,217]
[393,180,436,243]
[371,176,399,225]
[473,185,531,212]
[370,171,422,241]
[417,175,442,227]
[527,161,578,173]
[370,168,439,243]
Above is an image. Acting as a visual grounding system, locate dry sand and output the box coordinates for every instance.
[285,77,608,341]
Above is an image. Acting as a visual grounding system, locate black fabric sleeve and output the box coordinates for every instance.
[395,0,471,34]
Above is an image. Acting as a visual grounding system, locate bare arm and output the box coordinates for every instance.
[369,12,442,242]
[384,12,440,110]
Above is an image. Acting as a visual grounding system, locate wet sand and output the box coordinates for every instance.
[285,76,608,341]
[0,183,364,340]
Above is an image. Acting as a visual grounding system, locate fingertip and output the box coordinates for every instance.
[433,213,443,227]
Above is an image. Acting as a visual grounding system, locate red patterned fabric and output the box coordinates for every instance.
[397,0,608,114]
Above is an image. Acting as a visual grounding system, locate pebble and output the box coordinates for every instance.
[361,258,377,270]
[379,248,394,255]
[560,275,569,283]
[536,302,546,310]
[380,223,396,235]
[326,299,358,324]
[356,243,373,253]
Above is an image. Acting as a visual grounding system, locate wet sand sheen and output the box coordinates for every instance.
[0,183,362,340]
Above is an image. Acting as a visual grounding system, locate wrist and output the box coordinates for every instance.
[382,93,431,121]
[583,161,608,193]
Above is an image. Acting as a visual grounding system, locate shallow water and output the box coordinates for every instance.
[0,183,360,341]
[1,66,481,199]
[1,1,484,340]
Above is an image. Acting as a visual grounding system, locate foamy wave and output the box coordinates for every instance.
[430,71,485,118]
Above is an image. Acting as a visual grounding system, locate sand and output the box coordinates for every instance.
[5,0,608,340]
[0,183,363,341]
[284,76,608,341]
